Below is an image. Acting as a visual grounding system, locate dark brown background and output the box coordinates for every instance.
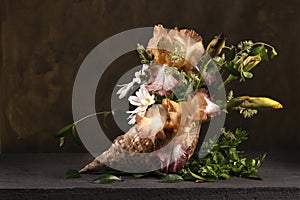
[0,0,299,153]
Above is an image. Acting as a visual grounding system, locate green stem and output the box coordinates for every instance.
[254,42,275,50]
[197,58,212,88]
[203,58,212,72]
[73,111,112,125]
[195,79,201,90]
[218,75,237,90]
[223,46,232,50]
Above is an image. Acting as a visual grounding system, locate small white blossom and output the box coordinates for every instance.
[127,85,155,124]
[116,82,135,99]
[116,64,149,99]
[237,40,254,52]
[133,64,149,84]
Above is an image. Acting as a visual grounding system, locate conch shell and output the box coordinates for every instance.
[79,92,207,173]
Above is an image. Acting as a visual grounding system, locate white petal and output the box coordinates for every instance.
[140,85,150,99]
[142,64,149,70]
[133,77,141,84]
[128,96,141,106]
[116,82,134,99]
[141,64,149,75]
[149,96,155,105]
[203,96,222,118]
[116,87,128,99]
[127,107,141,114]
[128,115,136,124]
[133,88,141,99]
[135,71,142,77]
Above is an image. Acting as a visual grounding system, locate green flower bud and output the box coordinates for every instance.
[243,55,262,72]
[206,33,226,57]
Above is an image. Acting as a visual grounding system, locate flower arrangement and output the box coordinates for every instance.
[57,24,282,183]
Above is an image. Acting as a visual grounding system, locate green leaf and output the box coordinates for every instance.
[187,169,205,181]
[64,169,81,179]
[225,64,240,76]
[226,46,236,61]
[271,48,278,59]
[220,173,230,179]
[250,45,268,63]
[250,45,263,56]
[132,173,147,178]
[260,46,268,63]
[93,174,122,184]
[55,124,73,138]
[239,73,246,82]
[59,137,65,147]
[70,126,81,145]
[161,174,184,183]
[182,174,196,181]
[137,43,153,64]
[242,71,253,78]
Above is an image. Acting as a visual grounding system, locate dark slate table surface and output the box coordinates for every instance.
[0,153,299,200]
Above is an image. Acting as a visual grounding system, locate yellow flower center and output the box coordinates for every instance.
[146,98,151,104]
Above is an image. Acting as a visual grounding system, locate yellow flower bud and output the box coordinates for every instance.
[227,96,283,110]
[243,55,262,72]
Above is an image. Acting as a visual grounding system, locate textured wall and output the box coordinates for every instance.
[0,0,299,152]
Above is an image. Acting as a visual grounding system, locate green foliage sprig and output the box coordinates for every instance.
[178,128,266,182]
[213,41,277,90]
[137,44,153,64]
[55,111,111,147]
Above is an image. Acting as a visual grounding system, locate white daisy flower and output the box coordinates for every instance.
[126,85,155,124]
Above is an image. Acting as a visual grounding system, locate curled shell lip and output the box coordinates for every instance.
[136,105,167,143]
